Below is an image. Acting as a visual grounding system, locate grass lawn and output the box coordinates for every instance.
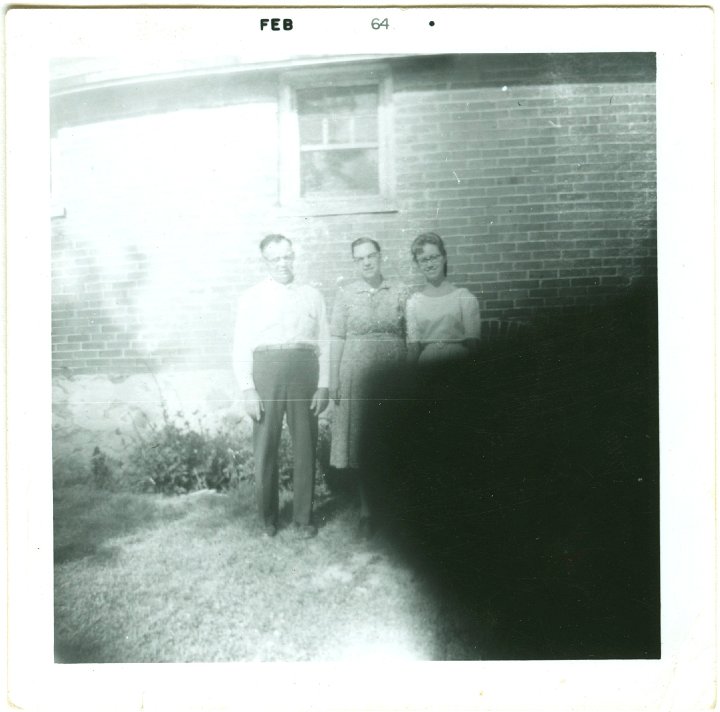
[54,479,448,663]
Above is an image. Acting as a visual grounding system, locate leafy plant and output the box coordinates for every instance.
[98,410,332,496]
[117,410,254,494]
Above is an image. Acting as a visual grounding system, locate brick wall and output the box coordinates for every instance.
[51,53,656,376]
[391,54,656,316]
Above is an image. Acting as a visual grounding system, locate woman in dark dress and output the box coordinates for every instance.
[329,238,408,537]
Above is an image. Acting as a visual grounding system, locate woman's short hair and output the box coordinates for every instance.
[351,237,381,256]
[411,232,448,276]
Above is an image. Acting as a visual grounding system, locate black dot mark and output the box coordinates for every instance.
[429,20,435,26]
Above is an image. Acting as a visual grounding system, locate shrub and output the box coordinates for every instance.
[95,410,332,496]
[114,410,253,494]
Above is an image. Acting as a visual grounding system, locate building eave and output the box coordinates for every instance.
[50,54,418,98]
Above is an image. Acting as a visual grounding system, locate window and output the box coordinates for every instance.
[279,66,396,216]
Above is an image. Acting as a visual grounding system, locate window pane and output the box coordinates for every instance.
[324,89,358,114]
[297,88,327,114]
[300,148,379,196]
[353,114,379,143]
[348,89,378,113]
[299,115,323,144]
[297,86,378,118]
[327,116,352,144]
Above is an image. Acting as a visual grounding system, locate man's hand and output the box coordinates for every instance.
[310,387,329,415]
[243,388,264,422]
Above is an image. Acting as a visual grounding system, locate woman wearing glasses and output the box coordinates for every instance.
[329,237,409,538]
[407,232,481,363]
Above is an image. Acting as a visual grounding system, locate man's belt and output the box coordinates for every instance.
[254,343,316,353]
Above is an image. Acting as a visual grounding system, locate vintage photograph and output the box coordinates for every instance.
[49,49,660,663]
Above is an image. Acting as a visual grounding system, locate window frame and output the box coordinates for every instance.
[278,64,397,217]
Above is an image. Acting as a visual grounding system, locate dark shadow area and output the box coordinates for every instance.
[393,52,655,88]
[277,485,355,529]
[360,282,659,659]
[310,476,357,528]
[52,486,187,566]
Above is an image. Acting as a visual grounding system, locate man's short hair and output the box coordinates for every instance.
[260,234,292,254]
[351,237,382,256]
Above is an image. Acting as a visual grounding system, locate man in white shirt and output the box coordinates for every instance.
[233,234,330,539]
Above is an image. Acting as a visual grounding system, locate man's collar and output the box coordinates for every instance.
[265,277,296,288]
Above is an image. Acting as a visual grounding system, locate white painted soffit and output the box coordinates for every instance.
[49,54,420,97]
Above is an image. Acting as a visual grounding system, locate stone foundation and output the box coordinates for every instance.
[52,368,248,477]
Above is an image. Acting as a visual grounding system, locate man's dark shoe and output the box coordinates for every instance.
[293,523,318,540]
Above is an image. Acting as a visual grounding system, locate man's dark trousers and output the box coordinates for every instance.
[252,348,319,527]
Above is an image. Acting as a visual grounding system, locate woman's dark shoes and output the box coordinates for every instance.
[358,517,376,540]
[264,523,278,538]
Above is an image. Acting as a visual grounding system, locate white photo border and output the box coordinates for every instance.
[5,6,716,711]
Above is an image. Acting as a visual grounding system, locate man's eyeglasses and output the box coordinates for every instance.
[418,254,444,265]
[354,252,380,264]
[264,254,295,265]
